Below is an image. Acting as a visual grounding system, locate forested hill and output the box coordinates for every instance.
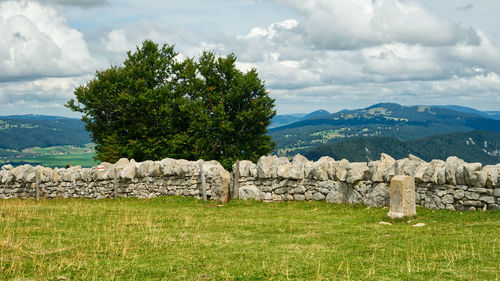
[0,115,91,150]
[271,103,500,156]
[299,131,500,165]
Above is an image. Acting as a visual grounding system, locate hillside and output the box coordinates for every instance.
[299,131,500,165]
[271,103,500,155]
[0,115,91,151]
[269,110,330,128]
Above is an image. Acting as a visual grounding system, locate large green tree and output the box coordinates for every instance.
[67,40,275,169]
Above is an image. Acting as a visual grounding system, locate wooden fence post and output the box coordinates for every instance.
[113,168,118,198]
[233,161,240,199]
[35,167,40,201]
[199,162,207,201]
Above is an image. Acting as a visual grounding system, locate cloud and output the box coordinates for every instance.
[275,0,480,50]
[208,0,500,113]
[0,1,98,82]
[0,0,108,8]
[457,3,474,11]
[0,75,89,116]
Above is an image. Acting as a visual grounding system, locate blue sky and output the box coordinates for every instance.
[1,0,499,117]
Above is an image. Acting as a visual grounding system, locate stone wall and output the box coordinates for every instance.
[1,154,500,210]
[0,158,230,202]
[233,154,500,211]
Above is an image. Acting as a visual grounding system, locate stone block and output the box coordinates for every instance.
[442,194,454,205]
[387,175,416,219]
[494,188,500,197]
[312,192,325,201]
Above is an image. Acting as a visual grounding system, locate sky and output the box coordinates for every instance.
[1,0,500,117]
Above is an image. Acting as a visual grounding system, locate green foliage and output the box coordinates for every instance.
[67,40,275,169]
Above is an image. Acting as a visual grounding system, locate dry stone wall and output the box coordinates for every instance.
[1,153,499,211]
[233,154,500,211]
[0,158,230,202]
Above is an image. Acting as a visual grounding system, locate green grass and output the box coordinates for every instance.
[0,154,98,168]
[1,143,97,168]
[22,143,95,155]
[0,198,498,280]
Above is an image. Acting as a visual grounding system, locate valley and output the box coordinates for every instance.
[2,103,500,167]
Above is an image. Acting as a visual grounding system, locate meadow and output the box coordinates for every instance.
[0,144,97,168]
[0,197,498,280]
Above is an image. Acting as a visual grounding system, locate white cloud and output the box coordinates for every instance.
[0,1,98,81]
[0,0,108,7]
[277,0,480,49]
[0,75,89,116]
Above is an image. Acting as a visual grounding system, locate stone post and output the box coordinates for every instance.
[387,175,416,219]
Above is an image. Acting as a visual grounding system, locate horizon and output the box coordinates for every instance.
[1,0,500,116]
[1,102,499,119]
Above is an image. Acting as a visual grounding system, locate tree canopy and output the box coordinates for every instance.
[67,40,275,169]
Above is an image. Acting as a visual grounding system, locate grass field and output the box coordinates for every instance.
[1,143,97,168]
[0,197,498,280]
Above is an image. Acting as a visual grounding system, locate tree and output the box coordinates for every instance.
[67,40,275,169]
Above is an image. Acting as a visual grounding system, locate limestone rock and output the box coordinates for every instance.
[114,158,130,169]
[235,160,256,178]
[414,162,431,183]
[445,156,465,185]
[239,185,261,201]
[333,159,350,182]
[470,171,488,188]
[310,156,334,181]
[325,182,348,204]
[257,155,288,178]
[136,160,162,178]
[12,164,35,183]
[463,163,482,185]
[203,160,230,203]
[120,160,137,180]
[493,188,500,197]
[400,155,425,178]
[1,164,13,171]
[422,160,445,184]
[363,183,390,207]
[346,187,362,204]
[483,165,499,188]
[346,162,369,184]
[312,192,325,201]
[289,154,310,179]
[369,153,396,182]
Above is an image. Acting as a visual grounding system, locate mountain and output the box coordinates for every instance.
[0,114,73,121]
[299,131,500,165]
[269,113,306,128]
[270,103,500,156]
[302,110,330,120]
[431,105,500,120]
[269,110,330,128]
[0,115,91,151]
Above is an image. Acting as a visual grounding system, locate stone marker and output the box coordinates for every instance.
[387,175,416,219]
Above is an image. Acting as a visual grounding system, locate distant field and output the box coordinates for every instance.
[0,143,97,168]
[0,197,498,280]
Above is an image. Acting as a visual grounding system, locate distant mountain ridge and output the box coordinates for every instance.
[300,130,500,165]
[270,103,500,161]
[270,110,330,128]
[0,115,91,151]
